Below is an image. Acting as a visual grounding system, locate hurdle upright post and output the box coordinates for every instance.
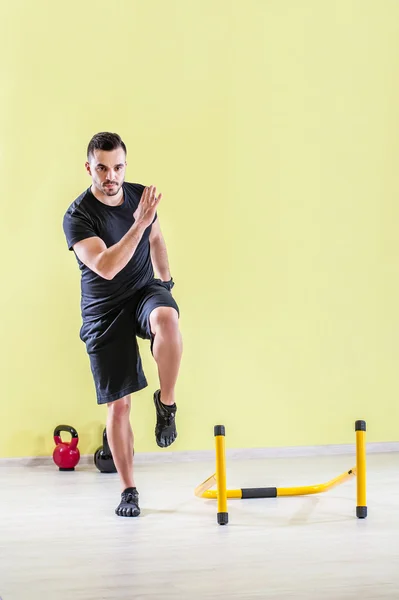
[355,420,367,519]
[214,425,228,525]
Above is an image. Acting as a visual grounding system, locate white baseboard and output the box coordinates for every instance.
[0,441,398,467]
[135,441,399,463]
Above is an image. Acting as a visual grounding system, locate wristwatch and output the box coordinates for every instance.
[162,278,175,291]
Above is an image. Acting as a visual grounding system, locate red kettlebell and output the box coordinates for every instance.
[53,425,80,471]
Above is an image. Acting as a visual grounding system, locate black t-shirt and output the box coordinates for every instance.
[63,182,157,320]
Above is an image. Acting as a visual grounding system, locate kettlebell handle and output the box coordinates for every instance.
[103,427,112,455]
[54,424,79,449]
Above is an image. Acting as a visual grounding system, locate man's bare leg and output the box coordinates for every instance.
[106,395,139,516]
[150,306,183,447]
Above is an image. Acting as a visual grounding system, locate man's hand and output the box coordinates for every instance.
[134,185,162,229]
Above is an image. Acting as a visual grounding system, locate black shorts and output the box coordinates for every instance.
[79,281,180,405]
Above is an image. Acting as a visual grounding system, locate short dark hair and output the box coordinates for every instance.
[87,132,127,160]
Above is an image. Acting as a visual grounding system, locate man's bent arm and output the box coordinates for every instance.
[149,219,171,281]
[73,222,146,280]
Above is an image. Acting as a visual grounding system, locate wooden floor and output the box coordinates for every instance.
[0,452,398,599]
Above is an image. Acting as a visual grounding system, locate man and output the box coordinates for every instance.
[63,132,183,517]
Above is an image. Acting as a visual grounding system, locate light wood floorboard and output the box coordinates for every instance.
[0,453,398,599]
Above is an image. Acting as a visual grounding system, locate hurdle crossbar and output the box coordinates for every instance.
[195,467,357,499]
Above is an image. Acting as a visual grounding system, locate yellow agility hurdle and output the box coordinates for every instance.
[195,421,367,525]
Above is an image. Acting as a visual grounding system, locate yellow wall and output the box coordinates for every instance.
[1,0,398,458]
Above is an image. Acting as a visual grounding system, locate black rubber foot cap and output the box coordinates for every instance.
[357,506,368,519]
[355,420,366,431]
[217,512,228,525]
[214,425,225,437]
[59,467,75,471]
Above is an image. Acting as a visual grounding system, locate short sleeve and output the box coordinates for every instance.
[63,210,98,251]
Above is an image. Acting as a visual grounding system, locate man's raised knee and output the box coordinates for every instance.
[150,307,179,335]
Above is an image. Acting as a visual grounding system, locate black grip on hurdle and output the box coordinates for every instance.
[241,487,278,499]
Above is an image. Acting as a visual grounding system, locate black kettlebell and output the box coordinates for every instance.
[94,428,117,473]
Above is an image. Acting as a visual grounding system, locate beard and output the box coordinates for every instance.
[101,180,124,197]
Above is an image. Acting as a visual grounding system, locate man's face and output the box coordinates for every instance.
[85,148,127,197]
